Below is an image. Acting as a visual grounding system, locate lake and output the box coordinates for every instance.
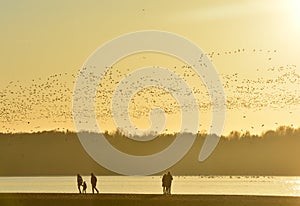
[0,176,300,196]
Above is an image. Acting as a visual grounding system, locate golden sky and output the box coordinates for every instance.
[0,0,299,135]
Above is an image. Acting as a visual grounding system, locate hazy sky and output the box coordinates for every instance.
[0,0,299,135]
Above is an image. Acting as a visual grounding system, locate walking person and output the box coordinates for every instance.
[91,173,99,194]
[77,174,83,194]
[165,171,173,195]
[162,173,167,194]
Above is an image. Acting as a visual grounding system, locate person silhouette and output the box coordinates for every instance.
[165,171,173,195]
[91,173,99,194]
[162,173,167,194]
[82,181,87,194]
[77,174,83,194]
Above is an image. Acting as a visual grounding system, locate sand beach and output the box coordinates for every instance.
[1,193,300,206]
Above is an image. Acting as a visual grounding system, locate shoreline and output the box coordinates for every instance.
[1,193,300,206]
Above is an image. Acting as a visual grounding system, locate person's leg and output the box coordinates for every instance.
[78,185,81,194]
[95,187,99,193]
[92,186,95,194]
[166,186,170,195]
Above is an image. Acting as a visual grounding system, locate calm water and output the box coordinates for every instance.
[0,176,300,196]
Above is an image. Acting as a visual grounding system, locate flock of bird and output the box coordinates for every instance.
[223,64,300,110]
[205,48,276,63]
[0,48,299,134]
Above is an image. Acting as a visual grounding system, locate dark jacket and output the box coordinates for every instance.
[77,175,83,186]
[164,173,173,187]
[91,175,97,187]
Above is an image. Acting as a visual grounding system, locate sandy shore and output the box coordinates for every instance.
[1,193,300,206]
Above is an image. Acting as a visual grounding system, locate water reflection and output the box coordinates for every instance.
[0,176,300,196]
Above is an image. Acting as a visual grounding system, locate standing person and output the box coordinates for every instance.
[77,174,83,194]
[165,171,173,195]
[162,173,167,194]
[82,181,87,194]
[91,173,99,194]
